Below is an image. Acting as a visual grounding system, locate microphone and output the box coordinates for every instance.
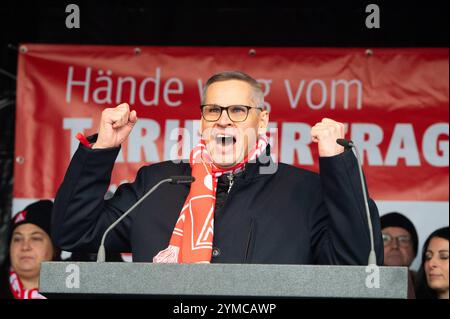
[170,176,196,184]
[96,176,195,262]
[336,138,354,149]
[336,138,377,265]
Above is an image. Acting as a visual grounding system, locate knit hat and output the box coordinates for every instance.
[381,212,418,257]
[11,200,53,237]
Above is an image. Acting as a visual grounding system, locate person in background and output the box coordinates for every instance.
[0,200,58,299]
[380,212,419,298]
[416,227,449,299]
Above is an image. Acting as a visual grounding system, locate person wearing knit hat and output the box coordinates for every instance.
[0,200,57,299]
[381,212,419,267]
[381,212,420,299]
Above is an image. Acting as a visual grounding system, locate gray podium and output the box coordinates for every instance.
[39,262,408,298]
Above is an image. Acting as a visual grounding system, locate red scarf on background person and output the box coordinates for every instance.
[153,135,268,263]
[9,267,46,299]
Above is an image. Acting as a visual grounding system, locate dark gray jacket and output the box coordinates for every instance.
[52,143,384,265]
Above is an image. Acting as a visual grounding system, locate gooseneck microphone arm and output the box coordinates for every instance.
[336,138,377,265]
[96,176,195,262]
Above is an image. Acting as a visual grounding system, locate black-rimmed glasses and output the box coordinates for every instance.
[382,233,412,247]
[200,104,262,122]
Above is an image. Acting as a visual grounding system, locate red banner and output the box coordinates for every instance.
[14,45,449,203]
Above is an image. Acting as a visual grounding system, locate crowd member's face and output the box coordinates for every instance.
[425,237,449,297]
[10,224,54,280]
[200,80,268,168]
[382,227,415,267]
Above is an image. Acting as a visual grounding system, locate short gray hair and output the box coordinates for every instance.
[201,71,265,109]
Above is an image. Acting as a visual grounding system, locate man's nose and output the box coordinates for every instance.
[391,238,400,248]
[216,109,233,126]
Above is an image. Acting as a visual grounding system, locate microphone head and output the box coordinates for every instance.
[170,176,196,184]
[336,138,354,148]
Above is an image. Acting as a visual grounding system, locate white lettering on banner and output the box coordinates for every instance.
[330,79,363,110]
[116,77,137,104]
[139,67,161,106]
[284,79,305,109]
[67,67,183,107]
[280,123,314,165]
[93,70,113,104]
[385,124,421,166]
[351,123,384,166]
[66,68,139,105]
[66,66,364,112]
[66,67,91,103]
[423,123,449,167]
[284,79,363,110]
[163,77,184,107]
[350,123,449,166]
[62,118,449,168]
[127,119,161,163]
[306,79,328,110]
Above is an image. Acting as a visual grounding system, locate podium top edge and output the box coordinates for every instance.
[41,261,408,271]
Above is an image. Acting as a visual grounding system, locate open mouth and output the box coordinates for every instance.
[215,134,237,146]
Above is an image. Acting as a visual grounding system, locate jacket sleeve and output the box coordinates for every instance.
[52,143,149,253]
[309,149,384,266]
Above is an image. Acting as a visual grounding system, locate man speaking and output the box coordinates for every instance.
[52,71,383,265]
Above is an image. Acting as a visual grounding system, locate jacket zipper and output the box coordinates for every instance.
[227,173,234,193]
[244,219,255,263]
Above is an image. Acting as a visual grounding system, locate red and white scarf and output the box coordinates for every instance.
[153,135,268,263]
[9,267,46,299]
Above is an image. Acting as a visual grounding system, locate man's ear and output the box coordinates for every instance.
[258,111,269,135]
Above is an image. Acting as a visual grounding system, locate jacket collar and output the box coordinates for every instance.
[240,144,277,184]
[180,144,277,185]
